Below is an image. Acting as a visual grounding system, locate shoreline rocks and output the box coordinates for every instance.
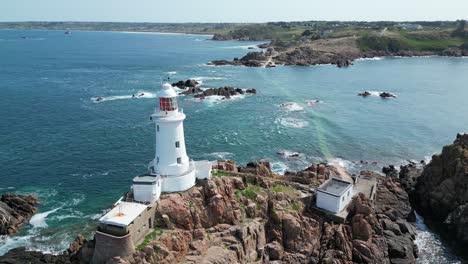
[0,193,39,235]
[411,133,468,252]
[0,159,430,263]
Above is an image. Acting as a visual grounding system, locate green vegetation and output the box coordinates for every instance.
[357,32,465,52]
[212,171,230,177]
[1,21,465,54]
[235,184,262,200]
[136,228,163,250]
[271,183,300,198]
[291,202,301,212]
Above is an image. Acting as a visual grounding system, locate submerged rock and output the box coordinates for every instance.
[379,92,396,98]
[358,91,371,97]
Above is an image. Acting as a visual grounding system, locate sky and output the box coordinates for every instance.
[1,0,468,23]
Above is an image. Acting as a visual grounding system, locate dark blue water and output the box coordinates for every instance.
[1,30,467,262]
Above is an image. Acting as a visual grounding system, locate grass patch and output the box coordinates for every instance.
[357,34,465,52]
[235,185,262,200]
[271,183,300,198]
[212,171,230,177]
[136,228,163,250]
[291,202,301,212]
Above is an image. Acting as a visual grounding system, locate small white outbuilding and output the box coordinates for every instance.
[316,178,353,213]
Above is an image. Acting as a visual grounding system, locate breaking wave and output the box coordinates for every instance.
[208,152,235,159]
[29,207,61,229]
[414,212,463,264]
[356,57,383,61]
[91,91,157,103]
[186,94,246,106]
[271,161,288,175]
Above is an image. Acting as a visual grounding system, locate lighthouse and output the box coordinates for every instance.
[149,83,198,192]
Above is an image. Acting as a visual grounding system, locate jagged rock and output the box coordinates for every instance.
[238,161,273,176]
[193,87,256,100]
[214,160,238,172]
[0,193,39,235]
[358,91,371,97]
[382,165,398,177]
[412,133,468,248]
[379,92,396,98]
[171,79,199,89]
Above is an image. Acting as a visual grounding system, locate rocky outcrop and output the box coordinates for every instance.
[273,46,356,67]
[171,79,199,89]
[412,133,468,248]
[0,163,419,264]
[0,247,71,264]
[193,87,256,100]
[209,51,270,67]
[379,92,396,99]
[0,193,39,235]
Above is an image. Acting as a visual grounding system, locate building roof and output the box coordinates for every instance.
[158,83,177,98]
[317,178,352,197]
[99,201,148,227]
[133,175,159,185]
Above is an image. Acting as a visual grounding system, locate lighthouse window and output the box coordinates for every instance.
[157,125,159,132]
[159,97,178,111]
[177,157,182,164]
[175,141,180,148]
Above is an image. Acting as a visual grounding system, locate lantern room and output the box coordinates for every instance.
[158,83,178,111]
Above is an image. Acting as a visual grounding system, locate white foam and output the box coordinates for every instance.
[356,57,383,61]
[305,99,320,106]
[414,212,463,264]
[360,91,398,98]
[191,76,226,82]
[166,71,177,75]
[29,208,61,229]
[186,94,246,106]
[327,157,356,172]
[91,91,157,103]
[221,45,260,50]
[275,117,309,128]
[271,162,288,175]
[208,152,235,159]
[279,102,304,112]
[277,150,302,159]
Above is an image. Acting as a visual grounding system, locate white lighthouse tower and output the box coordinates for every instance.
[150,83,197,192]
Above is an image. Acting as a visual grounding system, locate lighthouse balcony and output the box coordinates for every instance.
[151,108,185,120]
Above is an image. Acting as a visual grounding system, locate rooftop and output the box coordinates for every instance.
[99,201,148,227]
[317,178,352,196]
[133,175,159,184]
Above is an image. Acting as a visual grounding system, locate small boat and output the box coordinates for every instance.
[96,97,103,102]
[65,30,71,35]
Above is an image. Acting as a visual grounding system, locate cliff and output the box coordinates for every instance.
[410,133,468,250]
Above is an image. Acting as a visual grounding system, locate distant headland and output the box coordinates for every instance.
[2,20,467,67]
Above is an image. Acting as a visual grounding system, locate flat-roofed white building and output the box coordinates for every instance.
[316,178,353,213]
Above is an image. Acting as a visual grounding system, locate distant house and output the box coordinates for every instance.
[394,24,423,30]
[316,178,353,213]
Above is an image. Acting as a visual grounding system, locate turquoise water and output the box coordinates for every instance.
[1,30,467,261]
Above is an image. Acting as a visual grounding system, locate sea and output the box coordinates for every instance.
[0,30,467,263]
